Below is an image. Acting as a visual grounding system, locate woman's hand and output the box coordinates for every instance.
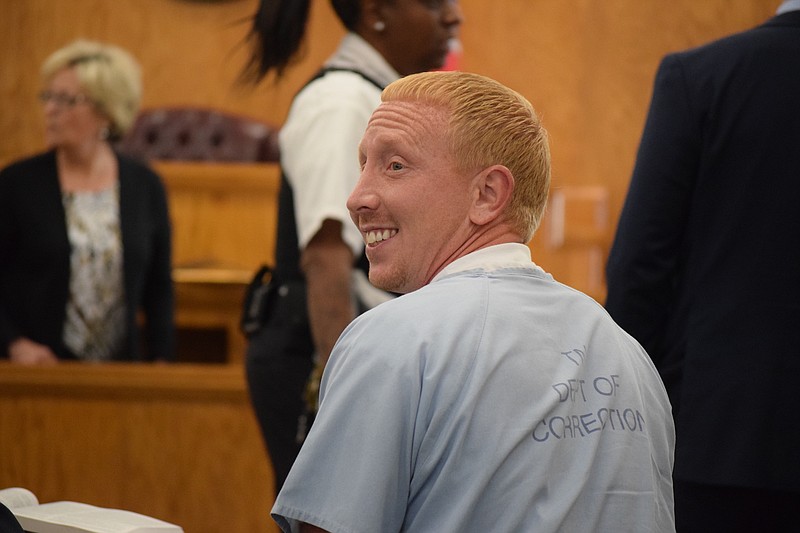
[8,337,59,365]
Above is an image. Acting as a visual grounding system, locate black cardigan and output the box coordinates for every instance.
[0,150,175,361]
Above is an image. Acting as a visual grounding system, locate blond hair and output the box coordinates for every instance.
[382,71,551,241]
[41,39,142,140]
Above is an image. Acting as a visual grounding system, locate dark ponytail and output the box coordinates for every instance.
[240,0,368,84]
[240,0,313,83]
[330,0,362,31]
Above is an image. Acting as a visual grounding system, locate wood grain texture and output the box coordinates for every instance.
[154,161,280,363]
[0,362,278,533]
[155,161,280,271]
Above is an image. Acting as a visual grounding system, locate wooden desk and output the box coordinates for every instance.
[0,362,278,533]
[173,268,250,364]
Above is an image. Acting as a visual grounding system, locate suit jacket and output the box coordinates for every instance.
[606,11,800,492]
[0,150,175,361]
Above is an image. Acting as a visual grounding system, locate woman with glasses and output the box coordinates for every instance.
[0,39,174,364]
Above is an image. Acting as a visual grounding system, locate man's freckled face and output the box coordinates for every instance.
[347,101,473,293]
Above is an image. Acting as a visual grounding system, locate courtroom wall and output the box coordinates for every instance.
[0,0,781,283]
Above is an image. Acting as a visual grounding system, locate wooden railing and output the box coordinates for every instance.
[0,361,278,533]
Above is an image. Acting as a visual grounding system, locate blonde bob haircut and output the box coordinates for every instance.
[382,71,551,242]
[41,39,142,140]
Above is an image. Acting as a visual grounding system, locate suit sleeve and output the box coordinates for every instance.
[605,54,701,364]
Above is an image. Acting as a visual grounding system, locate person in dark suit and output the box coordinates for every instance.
[0,39,174,363]
[605,2,800,531]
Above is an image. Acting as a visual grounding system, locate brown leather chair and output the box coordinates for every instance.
[116,107,280,163]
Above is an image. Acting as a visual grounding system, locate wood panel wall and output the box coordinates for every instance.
[0,0,780,297]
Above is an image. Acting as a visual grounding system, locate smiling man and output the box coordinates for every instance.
[271,71,675,533]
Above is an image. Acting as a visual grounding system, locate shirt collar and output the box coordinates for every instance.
[777,0,800,14]
[431,243,544,283]
[324,33,401,89]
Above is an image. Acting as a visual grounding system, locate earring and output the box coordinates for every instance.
[373,20,386,32]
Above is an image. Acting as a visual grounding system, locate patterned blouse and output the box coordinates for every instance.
[61,184,126,360]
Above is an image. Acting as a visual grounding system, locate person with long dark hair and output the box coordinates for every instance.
[240,0,462,494]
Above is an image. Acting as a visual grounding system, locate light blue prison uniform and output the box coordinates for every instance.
[272,243,675,533]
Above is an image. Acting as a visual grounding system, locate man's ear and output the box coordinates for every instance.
[469,165,515,226]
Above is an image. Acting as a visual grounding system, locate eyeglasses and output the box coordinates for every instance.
[38,90,93,108]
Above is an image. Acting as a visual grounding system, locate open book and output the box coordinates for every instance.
[0,488,183,533]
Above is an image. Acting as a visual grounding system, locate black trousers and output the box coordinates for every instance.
[244,281,314,494]
[675,479,799,533]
